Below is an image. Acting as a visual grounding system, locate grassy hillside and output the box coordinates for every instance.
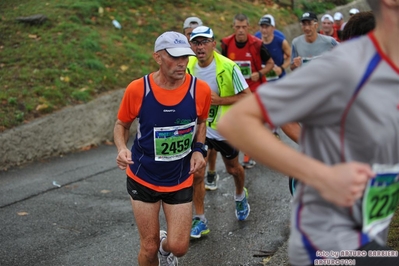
[0,0,301,131]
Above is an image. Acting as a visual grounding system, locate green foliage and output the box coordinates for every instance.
[69,1,101,18]
[294,0,336,18]
[8,97,18,105]
[71,89,92,102]
[0,0,343,131]
[84,59,105,70]
[15,111,25,122]
[81,38,101,52]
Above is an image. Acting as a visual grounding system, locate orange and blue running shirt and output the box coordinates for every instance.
[117,73,211,192]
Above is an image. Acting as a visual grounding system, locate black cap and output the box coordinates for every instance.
[301,12,318,22]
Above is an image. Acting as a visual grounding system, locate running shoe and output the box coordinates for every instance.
[235,187,250,221]
[241,159,256,169]
[205,172,219,191]
[159,230,178,266]
[190,217,210,238]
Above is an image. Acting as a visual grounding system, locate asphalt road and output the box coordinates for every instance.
[0,132,296,266]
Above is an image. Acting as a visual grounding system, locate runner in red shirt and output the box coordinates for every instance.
[319,14,340,42]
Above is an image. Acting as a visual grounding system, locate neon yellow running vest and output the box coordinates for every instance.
[187,51,236,130]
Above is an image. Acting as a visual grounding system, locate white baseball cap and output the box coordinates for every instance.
[189,26,214,41]
[259,15,275,27]
[334,12,343,20]
[183,17,203,29]
[154,31,195,57]
[321,14,334,23]
[349,8,360,15]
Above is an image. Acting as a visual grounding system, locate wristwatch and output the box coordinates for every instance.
[193,142,208,157]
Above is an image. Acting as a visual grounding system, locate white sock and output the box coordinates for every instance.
[194,214,207,223]
[159,237,169,256]
[235,190,245,201]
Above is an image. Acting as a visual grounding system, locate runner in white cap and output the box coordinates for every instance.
[341,8,361,30]
[333,11,345,39]
[183,16,203,40]
[319,14,340,42]
[187,25,252,239]
[114,31,211,265]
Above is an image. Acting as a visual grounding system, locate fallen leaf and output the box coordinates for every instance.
[120,65,128,72]
[36,103,48,111]
[28,34,37,39]
[263,257,272,263]
[60,76,70,82]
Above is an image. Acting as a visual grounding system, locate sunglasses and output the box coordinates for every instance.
[190,39,213,46]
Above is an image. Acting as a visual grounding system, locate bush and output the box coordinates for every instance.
[294,0,336,17]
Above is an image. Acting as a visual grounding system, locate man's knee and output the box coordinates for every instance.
[193,172,205,184]
[140,237,159,256]
[168,240,189,257]
[225,161,243,177]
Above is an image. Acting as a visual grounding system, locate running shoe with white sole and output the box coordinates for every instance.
[190,217,210,238]
[235,187,250,221]
[159,230,178,266]
[241,160,256,169]
[205,172,219,191]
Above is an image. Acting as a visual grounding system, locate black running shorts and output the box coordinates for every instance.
[126,177,193,205]
[205,137,239,160]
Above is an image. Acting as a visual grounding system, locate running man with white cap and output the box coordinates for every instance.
[254,14,286,40]
[258,14,294,140]
[333,11,345,39]
[349,7,360,16]
[319,14,340,42]
[187,25,252,239]
[341,8,361,30]
[258,14,291,80]
[182,16,221,192]
[183,16,203,40]
[114,31,211,265]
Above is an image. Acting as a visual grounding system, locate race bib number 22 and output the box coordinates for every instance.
[362,164,399,239]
